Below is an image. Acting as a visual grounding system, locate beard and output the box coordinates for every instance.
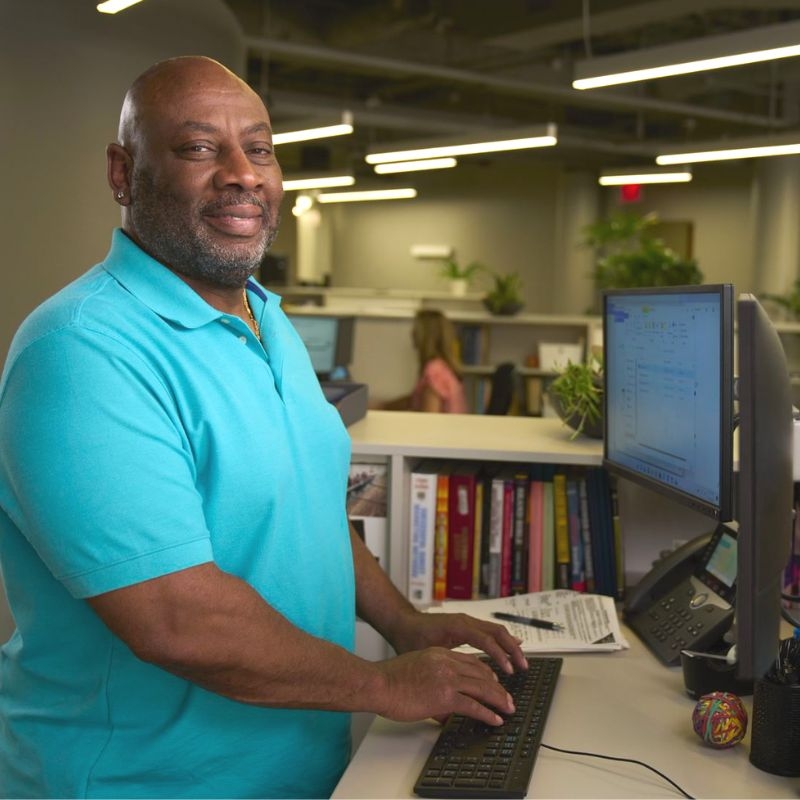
[128,167,280,288]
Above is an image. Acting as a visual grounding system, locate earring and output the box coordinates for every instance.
[116,190,125,200]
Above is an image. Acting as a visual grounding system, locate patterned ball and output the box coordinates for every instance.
[692,692,748,748]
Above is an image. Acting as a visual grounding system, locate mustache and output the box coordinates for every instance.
[201,193,267,214]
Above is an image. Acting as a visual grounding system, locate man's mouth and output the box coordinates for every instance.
[204,204,265,236]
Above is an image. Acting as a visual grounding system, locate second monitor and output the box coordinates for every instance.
[287,314,355,381]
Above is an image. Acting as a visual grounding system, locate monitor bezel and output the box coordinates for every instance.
[602,284,735,523]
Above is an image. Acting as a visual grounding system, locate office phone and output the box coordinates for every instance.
[624,524,737,666]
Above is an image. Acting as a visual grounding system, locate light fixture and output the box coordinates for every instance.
[656,133,800,165]
[272,112,353,145]
[573,20,800,90]
[96,0,144,12]
[292,195,314,217]
[316,188,417,204]
[598,166,692,186]
[282,174,355,191]
[373,157,457,174]
[365,124,557,164]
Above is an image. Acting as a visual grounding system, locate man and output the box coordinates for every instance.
[0,56,526,798]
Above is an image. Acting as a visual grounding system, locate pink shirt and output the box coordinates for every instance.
[411,358,468,414]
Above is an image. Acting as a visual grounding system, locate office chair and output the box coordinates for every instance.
[484,362,517,415]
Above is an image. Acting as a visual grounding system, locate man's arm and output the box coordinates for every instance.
[87,560,517,725]
[349,527,528,674]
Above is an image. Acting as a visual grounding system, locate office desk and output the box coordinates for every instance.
[333,629,800,799]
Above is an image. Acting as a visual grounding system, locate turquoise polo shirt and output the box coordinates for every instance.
[0,229,356,799]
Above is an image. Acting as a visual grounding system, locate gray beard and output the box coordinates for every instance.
[128,169,280,288]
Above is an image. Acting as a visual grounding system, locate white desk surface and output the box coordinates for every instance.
[333,628,800,799]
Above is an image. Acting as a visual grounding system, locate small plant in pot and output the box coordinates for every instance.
[440,258,483,296]
[483,270,524,315]
[548,354,603,439]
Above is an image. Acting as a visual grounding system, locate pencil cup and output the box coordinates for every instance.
[749,676,800,776]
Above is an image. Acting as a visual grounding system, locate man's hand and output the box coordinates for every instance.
[385,608,528,676]
[374,647,514,726]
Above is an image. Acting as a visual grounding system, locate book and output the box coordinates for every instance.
[540,467,556,591]
[565,474,586,593]
[586,467,617,598]
[433,466,452,602]
[487,469,508,598]
[471,474,485,599]
[510,468,530,594]
[500,474,515,596]
[348,463,389,571]
[407,460,440,604]
[578,474,596,593]
[553,471,571,590]
[446,463,480,599]
[477,463,499,598]
[526,467,545,593]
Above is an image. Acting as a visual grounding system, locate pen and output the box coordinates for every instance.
[492,611,564,631]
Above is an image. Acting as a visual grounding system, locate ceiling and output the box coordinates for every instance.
[223,1,800,177]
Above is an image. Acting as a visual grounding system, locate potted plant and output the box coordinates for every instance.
[483,270,524,315]
[548,354,603,439]
[584,211,703,301]
[440,258,483,296]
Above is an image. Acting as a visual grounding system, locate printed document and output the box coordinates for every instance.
[429,590,629,653]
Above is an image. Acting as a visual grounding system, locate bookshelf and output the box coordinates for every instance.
[348,411,716,600]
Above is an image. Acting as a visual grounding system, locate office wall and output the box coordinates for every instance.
[0,0,248,367]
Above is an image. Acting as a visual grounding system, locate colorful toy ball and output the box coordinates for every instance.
[692,692,748,748]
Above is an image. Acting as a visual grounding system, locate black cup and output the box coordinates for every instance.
[749,676,800,776]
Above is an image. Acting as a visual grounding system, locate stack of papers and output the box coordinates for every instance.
[429,590,629,653]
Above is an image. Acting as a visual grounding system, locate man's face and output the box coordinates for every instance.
[126,76,284,288]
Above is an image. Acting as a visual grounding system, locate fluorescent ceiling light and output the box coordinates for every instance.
[599,167,692,186]
[373,157,457,174]
[273,112,353,145]
[317,188,417,204]
[656,133,800,165]
[97,0,144,12]
[282,174,355,191]
[365,124,557,164]
[573,20,800,90]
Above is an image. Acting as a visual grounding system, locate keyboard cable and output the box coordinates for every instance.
[540,743,695,799]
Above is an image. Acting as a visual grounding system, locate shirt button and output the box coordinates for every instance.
[239,336,247,343]
[221,318,230,325]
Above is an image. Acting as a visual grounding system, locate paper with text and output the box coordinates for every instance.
[429,590,629,653]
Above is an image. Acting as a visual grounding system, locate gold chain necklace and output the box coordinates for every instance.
[242,289,261,339]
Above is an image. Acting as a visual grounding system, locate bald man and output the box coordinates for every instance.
[0,57,526,799]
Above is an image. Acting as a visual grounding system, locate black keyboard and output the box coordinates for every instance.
[413,656,562,799]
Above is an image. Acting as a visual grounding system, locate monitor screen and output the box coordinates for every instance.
[287,314,355,378]
[603,285,734,522]
[735,293,794,683]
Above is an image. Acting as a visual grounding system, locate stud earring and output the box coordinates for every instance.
[116,190,125,200]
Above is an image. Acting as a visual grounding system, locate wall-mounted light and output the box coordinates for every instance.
[373,157,457,174]
[598,166,692,186]
[365,124,557,164]
[573,20,800,90]
[282,174,355,191]
[292,195,315,217]
[410,244,453,259]
[656,133,800,165]
[97,0,145,12]
[317,188,417,204]
[273,111,353,145]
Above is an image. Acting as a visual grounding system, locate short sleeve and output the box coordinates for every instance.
[0,327,213,598]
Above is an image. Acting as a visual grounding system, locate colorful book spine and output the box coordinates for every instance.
[541,467,556,591]
[471,477,485,599]
[511,469,530,595]
[566,475,586,593]
[526,471,545,593]
[553,471,571,590]
[487,473,506,598]
[446,466,478,599]
[500,476,515,597]
[578,474,595,593]
[408,462,438,604]
[433,470,451,602]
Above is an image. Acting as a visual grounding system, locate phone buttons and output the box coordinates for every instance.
[690,592,709,609]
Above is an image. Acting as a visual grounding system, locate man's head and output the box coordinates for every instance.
[107,56,283,289]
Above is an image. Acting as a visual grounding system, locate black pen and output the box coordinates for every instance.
[492,611,564,631]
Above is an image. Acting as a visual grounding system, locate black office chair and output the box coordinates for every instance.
[484,362,517,415]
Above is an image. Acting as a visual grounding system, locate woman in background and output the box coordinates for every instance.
[410,309,468,413]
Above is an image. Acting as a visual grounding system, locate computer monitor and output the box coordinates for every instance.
[603,284,735,523]
[734,293,793,683]
[287,314,355,380]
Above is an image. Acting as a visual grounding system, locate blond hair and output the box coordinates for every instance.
[412,309,462,378]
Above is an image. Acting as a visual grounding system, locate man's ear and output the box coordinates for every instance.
[107,143,133,205]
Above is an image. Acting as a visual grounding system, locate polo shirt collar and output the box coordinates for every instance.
[102,229,269,330]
